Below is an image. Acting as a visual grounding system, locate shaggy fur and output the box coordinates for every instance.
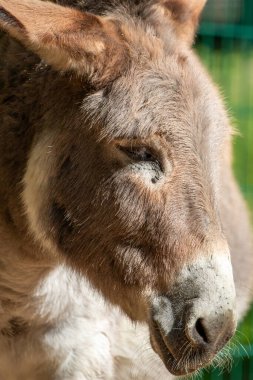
[0,0,252,378]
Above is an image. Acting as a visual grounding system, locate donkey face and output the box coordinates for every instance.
[0,0,236,375]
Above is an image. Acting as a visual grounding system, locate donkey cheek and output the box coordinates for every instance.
[50,201,75,248]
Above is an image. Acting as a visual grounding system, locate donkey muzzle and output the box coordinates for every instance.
[150,254,237,376]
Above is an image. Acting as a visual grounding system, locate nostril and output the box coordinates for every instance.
[194,318,209,344]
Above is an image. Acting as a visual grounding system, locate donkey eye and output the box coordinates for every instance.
[118,145,157,162]
[116,143,168,185]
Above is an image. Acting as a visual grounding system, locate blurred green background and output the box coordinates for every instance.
[196,0,253,379]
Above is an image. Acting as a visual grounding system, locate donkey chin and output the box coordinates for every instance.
[148,253,237,376]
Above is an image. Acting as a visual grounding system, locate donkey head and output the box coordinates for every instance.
[0,0,236,375]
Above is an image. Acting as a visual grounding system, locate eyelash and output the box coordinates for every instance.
[117,145,157,163]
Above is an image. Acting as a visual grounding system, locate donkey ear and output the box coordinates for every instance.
[0,0,128,85]
[150,0,207,46]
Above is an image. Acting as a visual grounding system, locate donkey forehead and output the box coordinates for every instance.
[82,53,229,144]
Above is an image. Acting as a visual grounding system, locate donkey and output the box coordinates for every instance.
[0,0,252,378]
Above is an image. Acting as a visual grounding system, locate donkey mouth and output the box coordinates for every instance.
[150,320,208,376]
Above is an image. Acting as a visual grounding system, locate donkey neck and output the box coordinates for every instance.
[0,36,87,328]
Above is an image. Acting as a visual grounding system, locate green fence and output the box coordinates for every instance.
[196,0,253,379]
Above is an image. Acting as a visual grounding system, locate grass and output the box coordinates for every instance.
[195,41,253,378]
[197,42,253,211]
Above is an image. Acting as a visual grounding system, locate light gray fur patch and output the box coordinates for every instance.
[152,296,174,334]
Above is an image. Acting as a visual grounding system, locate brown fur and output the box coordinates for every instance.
[0,0,130,86]
[0,0,252,377]
[133,0,207,46]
